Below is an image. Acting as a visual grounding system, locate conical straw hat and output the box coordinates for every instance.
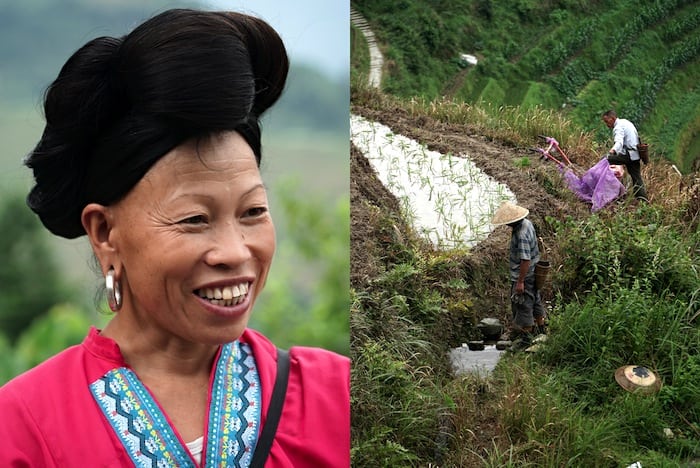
[492,201,529,226]
[614,365,662,394]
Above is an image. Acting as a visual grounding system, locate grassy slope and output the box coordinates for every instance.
[353,0,700,172]
[350,2,700,465]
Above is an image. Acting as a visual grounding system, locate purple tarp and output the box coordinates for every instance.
[562,158,625,212]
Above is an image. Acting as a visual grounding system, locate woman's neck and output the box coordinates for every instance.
[100,314,219,378]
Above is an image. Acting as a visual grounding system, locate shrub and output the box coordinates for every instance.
[552,204,699,300]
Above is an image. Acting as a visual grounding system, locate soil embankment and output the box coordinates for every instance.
[351,102,593,334]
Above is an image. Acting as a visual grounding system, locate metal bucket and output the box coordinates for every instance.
[534,260,550,290]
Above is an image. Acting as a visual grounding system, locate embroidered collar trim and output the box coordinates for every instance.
[89,341,261,467]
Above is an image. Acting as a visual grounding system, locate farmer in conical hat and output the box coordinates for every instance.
[492,201,546,350]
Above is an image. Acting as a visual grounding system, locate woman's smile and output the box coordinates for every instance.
[195,282,250,307]
[99,130,276,344]
[193,280,255,318]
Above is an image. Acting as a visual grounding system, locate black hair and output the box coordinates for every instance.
[24,8,289,239]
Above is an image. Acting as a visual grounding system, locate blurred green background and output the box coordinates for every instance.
[0,0,350,383]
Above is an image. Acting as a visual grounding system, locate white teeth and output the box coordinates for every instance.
[197,283,249,306]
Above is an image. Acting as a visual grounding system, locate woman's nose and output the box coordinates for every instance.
[203,222,252,268]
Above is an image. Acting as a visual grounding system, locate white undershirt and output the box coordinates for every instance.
[186,436,204,465]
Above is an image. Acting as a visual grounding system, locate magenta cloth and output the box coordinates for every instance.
[562,158,625,212]
[0,327,350,467]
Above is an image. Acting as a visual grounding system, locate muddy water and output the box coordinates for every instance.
[449,345,506,376]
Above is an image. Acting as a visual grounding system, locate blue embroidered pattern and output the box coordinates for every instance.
[89,341,261,467]
[207,342,260,467]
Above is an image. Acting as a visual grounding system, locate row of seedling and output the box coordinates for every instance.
[351,114,515,250]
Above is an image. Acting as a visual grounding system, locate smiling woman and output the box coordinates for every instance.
[82,132,276,347]
[0,8,349,467]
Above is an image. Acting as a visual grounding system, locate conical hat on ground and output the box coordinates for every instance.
[614,365,662,394]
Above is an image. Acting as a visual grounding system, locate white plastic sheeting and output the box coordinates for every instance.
[351,114,515,249]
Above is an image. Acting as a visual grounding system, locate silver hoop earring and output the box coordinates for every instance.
[105,268,122,311]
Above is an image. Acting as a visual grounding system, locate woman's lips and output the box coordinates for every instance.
[195,282,250,306]
[194,282,252,316]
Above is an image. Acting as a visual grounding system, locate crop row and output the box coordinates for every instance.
[621,34,700,123]
[546,0,692,98]
[549,2,700,97]
[528,18,597,76]
[654,90,700,171]
[350,114,514,249]
[660,3,700,42]
[602,0,687,67]
[521,1,675,77]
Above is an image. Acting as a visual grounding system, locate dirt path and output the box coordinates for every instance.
[442,67,470,99]
[350,7,383,88]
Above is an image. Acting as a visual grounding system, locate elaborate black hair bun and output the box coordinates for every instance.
[25,8,289,239]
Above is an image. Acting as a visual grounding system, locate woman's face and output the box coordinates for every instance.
[108,131,275,345]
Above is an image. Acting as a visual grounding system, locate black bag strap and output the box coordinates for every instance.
[250,347,290,468]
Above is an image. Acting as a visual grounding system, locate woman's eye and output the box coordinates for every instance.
[245,207,268,218]
[180,215,207,225]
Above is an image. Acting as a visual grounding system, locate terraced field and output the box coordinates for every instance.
[353,0,700,172]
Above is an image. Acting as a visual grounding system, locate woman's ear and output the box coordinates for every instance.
[81,203,118,275]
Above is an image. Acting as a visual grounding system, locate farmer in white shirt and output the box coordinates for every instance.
[602,109,648,201]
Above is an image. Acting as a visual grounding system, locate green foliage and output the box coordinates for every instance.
[0,334,20,385]
[252,180,349,355]
[351,222,479,464]
[353,0,700,170]
[0,195,74,342]
[349,208,471,463]
[14,304,94,373]
[533,284,700,457]
[350,426,419,467]
[351,334,452,465]
[0,303,96,385]
[497,363,629,467]
[477,78,506,105]
[351,25,371,89]
[552,204,699,300]
[492,277,700,463]
[515,156,531,168]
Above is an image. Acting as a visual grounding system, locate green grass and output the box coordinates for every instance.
[351,24,371,89]
[350,86,700,466]
[351,169,700,465]
[351,0,700,171]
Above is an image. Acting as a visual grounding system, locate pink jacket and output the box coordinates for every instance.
[0,327,349,467]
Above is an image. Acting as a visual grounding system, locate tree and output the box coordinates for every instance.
[251,181,350,355]
[0,195,72,342]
